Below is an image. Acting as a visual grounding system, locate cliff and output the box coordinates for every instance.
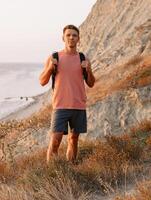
[79,0,151,137]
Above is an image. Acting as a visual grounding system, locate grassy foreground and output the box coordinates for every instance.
[0,121,151,200]
[115,180,151,200]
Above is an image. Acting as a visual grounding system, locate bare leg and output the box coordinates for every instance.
[66,132,79,162]
[47,132,63,164]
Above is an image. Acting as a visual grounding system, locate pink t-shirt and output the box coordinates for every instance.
[52,51,87,110]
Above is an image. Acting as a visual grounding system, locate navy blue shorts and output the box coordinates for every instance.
[51,109,87,135]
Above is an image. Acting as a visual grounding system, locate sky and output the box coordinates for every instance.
[0,0,97,63]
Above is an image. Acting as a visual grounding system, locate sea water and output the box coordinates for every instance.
[0,63,51,120]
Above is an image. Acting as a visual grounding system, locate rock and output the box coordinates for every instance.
[87,85,151,138]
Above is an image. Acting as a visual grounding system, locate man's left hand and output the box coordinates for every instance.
[81,60,92,73]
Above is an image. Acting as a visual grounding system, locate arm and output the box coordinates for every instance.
[81,58,95,88]
[39,56,57,86]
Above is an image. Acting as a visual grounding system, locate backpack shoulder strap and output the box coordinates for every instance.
[79,52,88,81]
[52,52,59,60]
[51,52,59,90]
[52,52,59,70]
[79,52,85,62]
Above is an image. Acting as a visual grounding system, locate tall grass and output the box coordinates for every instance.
[115,180,151,200]
[0,121,150,199]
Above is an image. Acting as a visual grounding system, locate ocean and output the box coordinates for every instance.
[0,63,51,120]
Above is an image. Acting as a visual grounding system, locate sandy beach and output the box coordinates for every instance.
[1,90,51,121]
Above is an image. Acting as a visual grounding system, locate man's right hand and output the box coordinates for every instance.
[47,56,58,72]
[39,56,58,86]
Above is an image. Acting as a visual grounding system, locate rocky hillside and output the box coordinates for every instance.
[79,0,151,137]
[79,0,151,69]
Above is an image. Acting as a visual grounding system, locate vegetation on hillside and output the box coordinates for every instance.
[0,121,150,199]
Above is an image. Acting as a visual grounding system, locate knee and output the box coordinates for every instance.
[68,134,79,143]
[50,137,61,151]
[51,138,61,149]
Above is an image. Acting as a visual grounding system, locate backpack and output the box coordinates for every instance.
[51,52,88,90]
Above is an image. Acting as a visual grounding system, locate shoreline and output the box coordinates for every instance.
[0,90,51,122]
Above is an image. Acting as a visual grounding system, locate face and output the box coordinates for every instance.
[63,29,79,48]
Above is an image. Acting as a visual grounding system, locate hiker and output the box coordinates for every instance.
[39,24,95,163]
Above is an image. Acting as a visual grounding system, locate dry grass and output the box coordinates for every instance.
[0,104,52,140]
[76,136,144,194]
[0,157,94,200]
[115,180,151,200]
[0,121,150,199]
[0,184,34,200]
[86,54,151,105]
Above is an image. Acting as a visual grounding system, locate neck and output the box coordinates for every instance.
[64,47,77,55]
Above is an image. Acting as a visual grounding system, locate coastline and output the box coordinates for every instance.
[0,90,51,121]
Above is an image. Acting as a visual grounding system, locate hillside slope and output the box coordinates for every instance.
[78,0,151,137]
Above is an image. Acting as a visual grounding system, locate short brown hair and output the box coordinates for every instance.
[63,24,79,35]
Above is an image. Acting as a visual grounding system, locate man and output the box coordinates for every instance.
[39,24,95,163]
